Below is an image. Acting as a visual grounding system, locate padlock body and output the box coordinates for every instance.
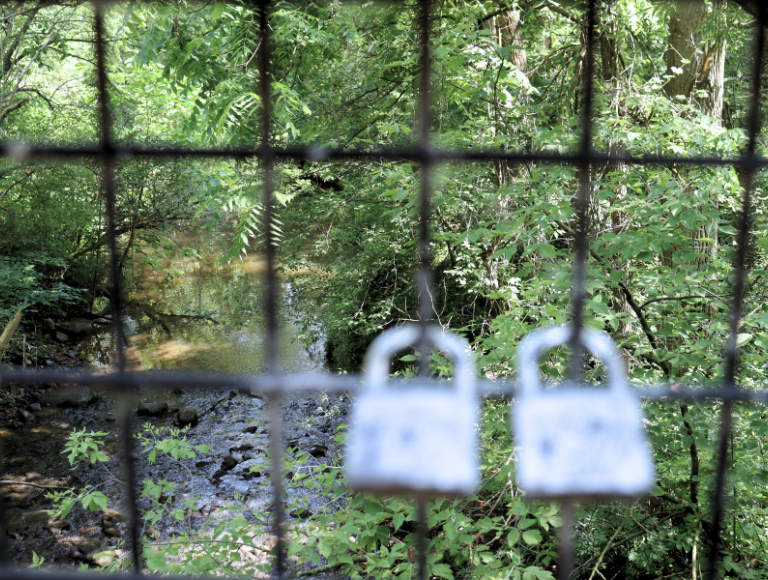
[346,387,478,496]
[514,388,654,498]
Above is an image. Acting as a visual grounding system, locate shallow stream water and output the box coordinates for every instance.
[1,230,348,576]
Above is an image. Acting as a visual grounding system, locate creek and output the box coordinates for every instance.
[1,229,348,576]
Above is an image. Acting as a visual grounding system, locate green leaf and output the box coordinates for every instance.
[522,530,542,545]
[507,529,520,546]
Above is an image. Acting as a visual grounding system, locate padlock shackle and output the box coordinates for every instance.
[517,326,626,396]
[363,325,475,397]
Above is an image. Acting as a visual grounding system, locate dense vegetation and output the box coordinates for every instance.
[3,0,768,578]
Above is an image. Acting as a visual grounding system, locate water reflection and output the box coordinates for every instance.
[80,232,327,375]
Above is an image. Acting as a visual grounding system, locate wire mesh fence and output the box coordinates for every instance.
[0,1,765,579]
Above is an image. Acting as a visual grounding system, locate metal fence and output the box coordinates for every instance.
[0,0,765,579]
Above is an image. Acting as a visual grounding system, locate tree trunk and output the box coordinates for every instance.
[595,0,633,334]
[486,8,527,73]
[664,0,726,121]
[484,3,529,188]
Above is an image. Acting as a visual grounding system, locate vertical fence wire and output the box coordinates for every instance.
[704,7,766,580]
[93,2,142,572]
[568,0,596,382]
[0,441,7,566]
[416,0,433,378]
[415,0,434,577]
[256,0,286,577]
[559,1,596,578]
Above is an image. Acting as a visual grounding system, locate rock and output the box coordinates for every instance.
[6,509,52,534]
[290,507,312,519]
[77,539,101,554]
[48,520,71,531]
[67,349,79,358]
[243,425,260,434]
[308,444,327,458]
[102,509,125,528]
[221,456,238,471]
[177,407,198,426]
[230,442,254,453]
[20,410,34,423]
[88,548,124,567]
[237,387,265,399]
[28,403,41,412]
[243,470,260,480]
[38,385,97,408]
[137,401,169,416]
[55,331,69,343]
[103,527,121,538]
[59,318,94,337]
[212,456,239,483]
[195,460,212,468]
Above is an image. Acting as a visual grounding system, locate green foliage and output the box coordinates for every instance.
[0,254,86,321]
[63,428,110,466]
[11,0,768,576]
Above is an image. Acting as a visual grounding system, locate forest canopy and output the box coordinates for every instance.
[2,0,768,578]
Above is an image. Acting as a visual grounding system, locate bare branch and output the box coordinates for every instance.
[0,98,29,123]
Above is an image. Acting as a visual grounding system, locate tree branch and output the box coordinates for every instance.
[0,98,29,123]
[294,557,366,577]
[587,247,671,375]
[680,403,700,505]
[16,87,54,109]
[542,0,581,26]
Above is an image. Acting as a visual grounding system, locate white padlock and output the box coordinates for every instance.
[513,326,655,499]
[346,325,479,496]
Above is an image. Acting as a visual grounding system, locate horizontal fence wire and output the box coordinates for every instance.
[0,0,765,579]
[2,143,767,168]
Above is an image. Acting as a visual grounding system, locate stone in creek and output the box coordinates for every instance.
[236,387,265,399]
[243,425,260,434]
[37,385,97,408]
[6,509,52,534]
[212,456,239,483]
[242,469,260,480]
[290,507,312,519]
[20,410,34,423]
[58,319,94,337]
[55,331,69,343]
[102,509,126,528]
[308,444,328,458]
[89,548,124,567]
[48,520,71,531]
[221,456,239,471]
[28,403,41,412]
[76,539,101,555]
[230,442,254,453]
[177,406,198,426]
[137,401,169,416]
